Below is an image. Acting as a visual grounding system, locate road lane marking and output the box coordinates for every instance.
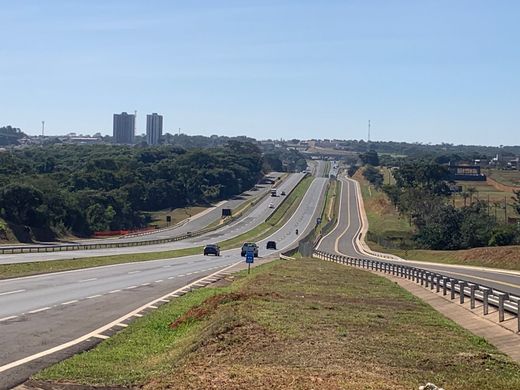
[61,300,78,305]
[28,307,51,314]
[155,280,163,283]
[79,278,97,283]
[115,323,128,328]
[128,271,141,274]
[141,283,151,286]
[148,305,158,309]
[108,289,121,294]
[126,286,137,289]
[168,276,175,280]
[0,289,26,297]
[93,334,109,340]
[0,316,18,322]
[87,295,102,299]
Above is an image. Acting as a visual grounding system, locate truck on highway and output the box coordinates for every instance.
[270,189,277,197]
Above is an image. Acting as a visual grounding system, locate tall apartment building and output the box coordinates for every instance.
[146,113,163,145]
[113,112,135,144]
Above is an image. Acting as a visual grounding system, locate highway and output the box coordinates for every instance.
[0,176,328,389]
[0,171,287,250]
[317,176,520,297]
[0,173,306,264]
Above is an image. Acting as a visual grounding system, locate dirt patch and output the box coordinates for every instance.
[455,245,520,263]
[169,291,282,330]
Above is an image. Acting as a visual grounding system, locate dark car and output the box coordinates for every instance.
[281,191,286,196]
[266,240,277,250]
[241,242,259,257]
[203,244,220,256]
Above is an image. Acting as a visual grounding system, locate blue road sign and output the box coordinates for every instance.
[245,250,254,264]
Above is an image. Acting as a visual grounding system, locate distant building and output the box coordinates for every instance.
[146,113,163,145]
[113,112,135,144]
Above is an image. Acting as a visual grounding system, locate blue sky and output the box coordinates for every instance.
[1,1,519,145]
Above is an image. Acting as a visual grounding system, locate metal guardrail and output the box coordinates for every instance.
[313,249,520,332]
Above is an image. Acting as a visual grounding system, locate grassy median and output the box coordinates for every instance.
[0,176,313,280]
[35,258,520,389]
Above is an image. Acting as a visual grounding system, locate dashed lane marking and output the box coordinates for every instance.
[126,286,137,290]
[86,295,102,299]
[108,290,121,294]
[79,278,97,283]
[28,307,51,314]
[127,271,141,274]
[0,289,26,297]
[93,334,109,340]
[61,300,78,305]
[0,316,18,322]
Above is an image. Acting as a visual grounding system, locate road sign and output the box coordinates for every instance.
[245,250,254,264]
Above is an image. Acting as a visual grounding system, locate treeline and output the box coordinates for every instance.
[379,161,520,249]
[0,126,26,146]
[0,141,264,236]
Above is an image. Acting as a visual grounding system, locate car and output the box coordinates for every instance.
[203,244,220,256]
[241,242,259,257]
[268,203,275,208]
[281,191,286,196]
[266,240,277,250]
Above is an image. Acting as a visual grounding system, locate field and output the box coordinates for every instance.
[485,168,520,189]
[35,258,520,389]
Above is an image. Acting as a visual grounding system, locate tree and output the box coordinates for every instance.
[359,150,379,166]
[0,184,43,225]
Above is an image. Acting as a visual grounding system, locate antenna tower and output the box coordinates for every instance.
[41,121,45,137]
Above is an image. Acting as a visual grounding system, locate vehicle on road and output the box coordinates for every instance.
[270,189,277,197]
[241,242,259,257]
[266,240,277,250]
[295,229,299,235]
[203,244,220,256]
[268,203,275,208]
[281,191,286,196]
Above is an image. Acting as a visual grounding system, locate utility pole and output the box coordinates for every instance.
[367,120,371,151]
[41,121,45,137]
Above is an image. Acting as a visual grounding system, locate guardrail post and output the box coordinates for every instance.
[459,281,467,304]
[510,297,520,332]
[480,287,490,315]
[434,274,440,293]
[467,283,476,309]
[442,276,447,295]
[430,273,435,290]
[450,279,456,300]
[420,271,425,286]
[496,292,507,322]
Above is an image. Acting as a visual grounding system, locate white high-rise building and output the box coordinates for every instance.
[113,112,135,144]
[146,113,163,145]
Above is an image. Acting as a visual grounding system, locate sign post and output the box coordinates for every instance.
[245,250,254,275]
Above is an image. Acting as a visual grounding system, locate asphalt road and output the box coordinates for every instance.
[0,176,328,389]
[317,176,520,297]
[0,173,306,264]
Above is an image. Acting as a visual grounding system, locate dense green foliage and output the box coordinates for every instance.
[0,142,263,236]
[262,148,307,172]
[381,162,520,249]
[0,126,26,146]
[362,165,383,188]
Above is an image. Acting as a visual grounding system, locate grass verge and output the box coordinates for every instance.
[35,258,520,389]
[0,176,313,280]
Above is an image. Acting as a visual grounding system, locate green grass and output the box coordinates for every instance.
[0,176,314,280]
[144,206,209,229]
[35,259,520,389]
[485,168,520,188]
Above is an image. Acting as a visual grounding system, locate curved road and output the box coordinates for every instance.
[317,176,520,297]
[0,176,328,389]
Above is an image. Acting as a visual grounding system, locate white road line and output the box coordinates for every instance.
[115,323,128,328]
[133,313,143,317]
[126,286,137,289]
[28,307,51,314]
[61,300,78,305]
[79,278,97,283]
[168,276,175,280]
[86,295,102,299]
[141,283,151,286]
[155,280,163,283]
[108,289,121,294]
[128,271,141,274]
[0,316,18,322]
[178,274,185,277]
[0,289,26,297]
[93,334,109,340]
[148,305,158,309]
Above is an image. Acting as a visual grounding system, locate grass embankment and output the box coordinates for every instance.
[0,176,313,280]
[144,206,209,229]
[485,168,520,188]
[354,169,520,271]
[35,259,520,389]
